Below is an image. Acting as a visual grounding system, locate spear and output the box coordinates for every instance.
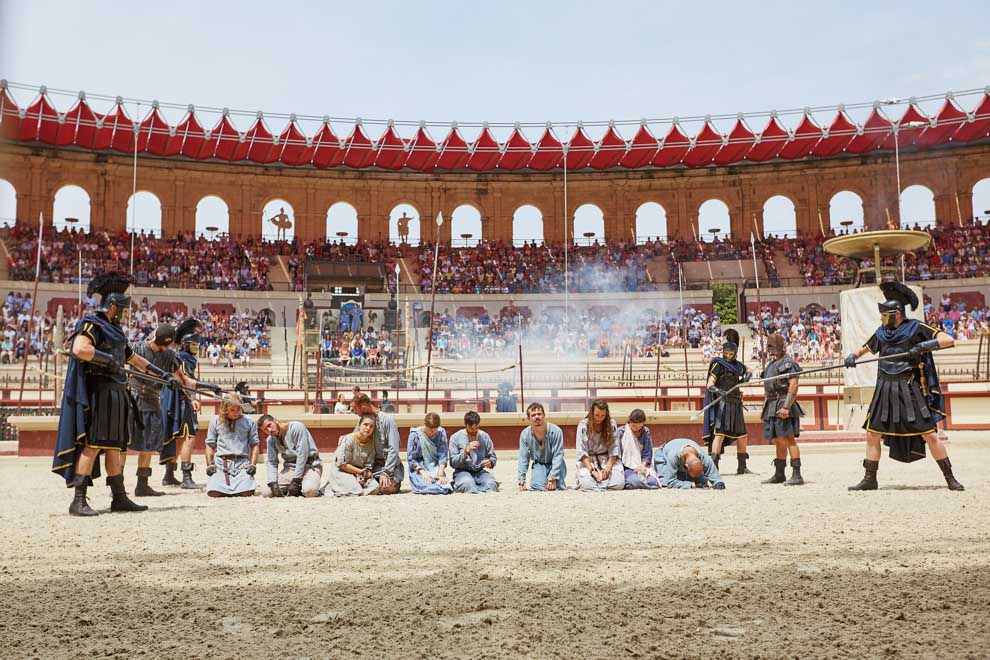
[690,349,942,421]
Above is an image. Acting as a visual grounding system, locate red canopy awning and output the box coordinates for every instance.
[682,122,722,167]
[405,126,439,171]
[651,123,690,167]
[618,124,659,168]
[589,125,626,170]
[4,85,985,173]
[714,118,755,165]
[498,127,533,170]
[436,127,471,170]
[746,116,787,162]
[812,111,856,157]
[528,127,563,171]
[777,114,821,160]
[373,124,407,170]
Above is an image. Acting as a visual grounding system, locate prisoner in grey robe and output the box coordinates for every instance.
[205,415,259,495]
[407,426,452,495]
[652,438,724,489]
[322,432,380,496]
[575,417,624,491]
[518,422,567,491]
[449,428,499,493]
[353,411,405,485]
[262,421,323,497]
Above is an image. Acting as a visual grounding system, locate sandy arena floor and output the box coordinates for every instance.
[1,435,989,659]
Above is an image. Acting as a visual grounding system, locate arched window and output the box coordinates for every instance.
[126,191,163,237]
[0,179,16,228]
[829,191,864,233]
[512,205,543,246]
[450,204,482,247]
[635,202,667,243]
[899,185,935,229]
[698,199,730,242]
[54,185,91,233]
[573,203,604,245]
[195,195,230,240]
[972,178,990,225]
[262,199,295,242]
[389,204,421,246]
[326,202,358,245]
[762,195,796,238]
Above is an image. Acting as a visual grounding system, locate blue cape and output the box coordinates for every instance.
[876,319,945,462]
[52,314,127,485]
[162,349,196,446]
[702,357,747,443]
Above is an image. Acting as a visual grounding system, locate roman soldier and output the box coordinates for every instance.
[702,328,754,474]
[844,281,962,491]
[161,318,222,488]
[760,332,804,485]
[52,272,178,516]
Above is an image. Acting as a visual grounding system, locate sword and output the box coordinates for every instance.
[690,349,940,421]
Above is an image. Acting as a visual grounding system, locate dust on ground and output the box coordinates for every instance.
[1,436,988,659]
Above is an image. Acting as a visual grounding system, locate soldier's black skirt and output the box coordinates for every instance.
[129,408,165,453]
[705,398,748,448]
[761,399,802,440]
[863,376,936,436]
[177,397,198,437]
[84,382,131,451]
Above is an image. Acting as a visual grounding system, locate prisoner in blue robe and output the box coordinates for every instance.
[351,395,404,494]
[449,412,498,493]
[517,412,567,491]
[407,415,452,495]
[617,414,661,489]
[653,438,724,489]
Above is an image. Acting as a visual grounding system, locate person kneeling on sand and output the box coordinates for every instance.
[517,402,567,492]
[321,414,380,496]
[407,412,452,495]
[618,409,661,489]
[652,438,724,489]
[449,411,499,493]
[575,399,624,491]
[204,394,259,497]
[258,414,322,497]
[350,393,404,495]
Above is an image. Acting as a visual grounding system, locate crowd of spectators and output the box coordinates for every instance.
[415,240,661,294]
[320,324,397,368]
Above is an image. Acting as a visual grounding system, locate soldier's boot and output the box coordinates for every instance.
[108,474,148,512]
[161,461,181,486]
[68,474,98,517]
[134,467,165,496]
[936,458,965,491]
[180,462,199,490]
[784,458,805,486]
[762,459,787,484]
[848,459,879,491]
[736,452,755,475]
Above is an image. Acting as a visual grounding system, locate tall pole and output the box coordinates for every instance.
[751,232,765,371]
[678,264,691,397]
[423,212,444,413]
[563,148,569,327]
[518,343,525,410]
[894,126,902,228]
[17,212,44,414]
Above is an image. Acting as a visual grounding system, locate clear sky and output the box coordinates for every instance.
[1,0,989,237]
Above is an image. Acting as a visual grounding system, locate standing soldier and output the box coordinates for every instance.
[760,333,805,485]
[844,282,963,490]
[162,318,222,489]
[123,323,178,497]
[702,328,754,474]
[52,272,179,516]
